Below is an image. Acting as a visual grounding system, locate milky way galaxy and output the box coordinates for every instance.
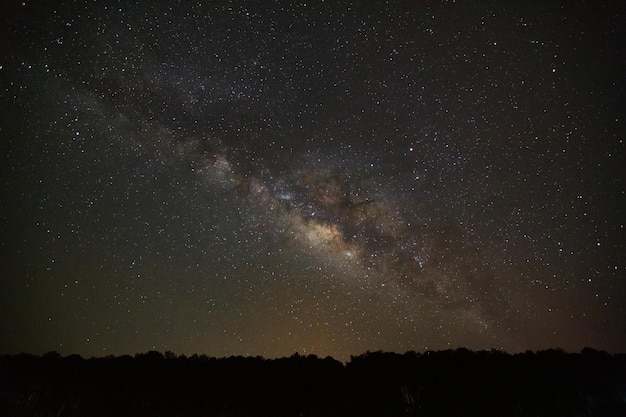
[1,1,624,360]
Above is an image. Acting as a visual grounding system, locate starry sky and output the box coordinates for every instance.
[1,1,625,361]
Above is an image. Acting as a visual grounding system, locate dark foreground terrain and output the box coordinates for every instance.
[1,348,625,417]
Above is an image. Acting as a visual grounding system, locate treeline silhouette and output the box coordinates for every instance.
[1,348,625,417]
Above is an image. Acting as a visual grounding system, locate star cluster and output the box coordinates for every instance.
[1,1,624,360]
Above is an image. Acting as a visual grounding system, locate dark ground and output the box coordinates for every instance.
[1,348,625,417]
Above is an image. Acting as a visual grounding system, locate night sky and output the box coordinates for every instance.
[1,1,624,361]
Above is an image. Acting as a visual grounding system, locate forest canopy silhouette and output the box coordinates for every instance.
[1,348,625,417]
